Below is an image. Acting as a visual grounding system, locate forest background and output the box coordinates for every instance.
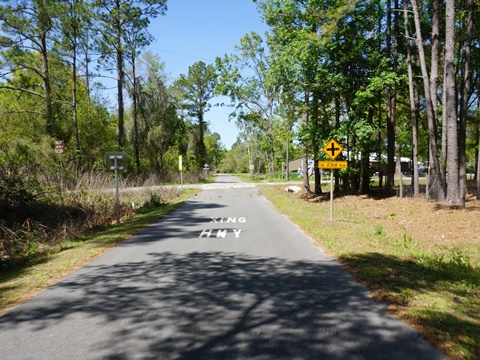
[0,0,479,263]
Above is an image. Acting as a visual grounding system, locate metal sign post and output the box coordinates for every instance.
[319,139,348,222]
[330,170,334,221]
[114,157,120,224]
[105,152,127,224]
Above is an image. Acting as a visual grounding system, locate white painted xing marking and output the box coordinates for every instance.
[210,217,246,223]
[199,217,247,238]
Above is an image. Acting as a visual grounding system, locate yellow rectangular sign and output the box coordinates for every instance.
[318,161,348,169]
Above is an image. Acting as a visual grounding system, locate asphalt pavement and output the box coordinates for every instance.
[0,174,446,359]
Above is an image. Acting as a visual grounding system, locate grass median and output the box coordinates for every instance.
[259,184,479,360]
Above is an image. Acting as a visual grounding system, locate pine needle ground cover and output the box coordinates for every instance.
[259,185,479,360]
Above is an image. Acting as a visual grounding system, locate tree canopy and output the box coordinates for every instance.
[0,0,479,206]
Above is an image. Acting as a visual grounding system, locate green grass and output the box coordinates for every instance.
[232,172,304,183]
[204,173,218,183]
[258,185,479,360]
[0,188,198,316]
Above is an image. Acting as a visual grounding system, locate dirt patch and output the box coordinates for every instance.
[304,191,480,261]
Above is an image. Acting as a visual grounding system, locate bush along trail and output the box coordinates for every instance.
[0,180,199,316]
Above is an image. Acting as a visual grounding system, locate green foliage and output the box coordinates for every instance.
[0,164,187,267]
[204,132,226,169]
[125,52,183,175]
[94,0,167,69]
[0,142,43,221]
[76,101,117,168]
[374,224,384,236]
[174,61,217,170]
[418,246,475,276]
[147,193,163,207]
[216,32,279,172]
[218,140,250,173]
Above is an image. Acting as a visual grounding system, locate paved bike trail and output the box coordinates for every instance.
[0,174,446,359]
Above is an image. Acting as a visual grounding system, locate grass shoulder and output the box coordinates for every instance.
[0,188,198,317]
[232,172,304,183]
[258,184,480,360]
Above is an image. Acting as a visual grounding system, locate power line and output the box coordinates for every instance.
[149,47,215,62]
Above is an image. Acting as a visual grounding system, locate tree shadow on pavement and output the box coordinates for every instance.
[0,251,445,360]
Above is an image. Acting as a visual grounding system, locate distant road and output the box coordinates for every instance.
[117,175,301,193]
[0,174,445,359]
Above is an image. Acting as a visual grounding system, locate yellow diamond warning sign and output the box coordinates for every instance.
[323,139,343,160]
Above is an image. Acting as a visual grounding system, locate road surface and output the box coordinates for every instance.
[0,174,445,359]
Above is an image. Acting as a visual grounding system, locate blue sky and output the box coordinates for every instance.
[146,0,269,149]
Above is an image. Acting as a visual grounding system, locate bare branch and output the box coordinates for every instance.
[0,85,44,98]
[0,109,42,115]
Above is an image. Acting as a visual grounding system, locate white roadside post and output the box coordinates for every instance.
[55,140,64,192]
[203,163,209,178]
[179,155,183,189]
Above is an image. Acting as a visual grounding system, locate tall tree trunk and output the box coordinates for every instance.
[132,52,140,172]
[72,25,80,151]
[459,0,474,207]
[335,97,341,192]
[35,2,55,138]
[117,59,125,149]
[198,113,207,168]
[441,70,448,182]
[268,99,276,173]
[410,0,445,201]
[475,122,479,184]
[412,86,420,197]
[444,0,460,204]
[84,31,91,106]
[361,108,374,194]
[432,0,446,199]
[285,133,290,181]
[115,9,125,149]
[386,0,396,194]
[312,91,322,195]
[302,91,310,193]
[403,0,419,197]
[67,0,81,151]
[430,0,440,123]
[477,125,480,200]
[360,151,370,194]
[314,151,321,195]
[40,34,53,137]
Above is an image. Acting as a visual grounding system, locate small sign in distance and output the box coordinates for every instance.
[318,161,348,169]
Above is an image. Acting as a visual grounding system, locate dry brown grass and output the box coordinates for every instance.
[333,194,480,252]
